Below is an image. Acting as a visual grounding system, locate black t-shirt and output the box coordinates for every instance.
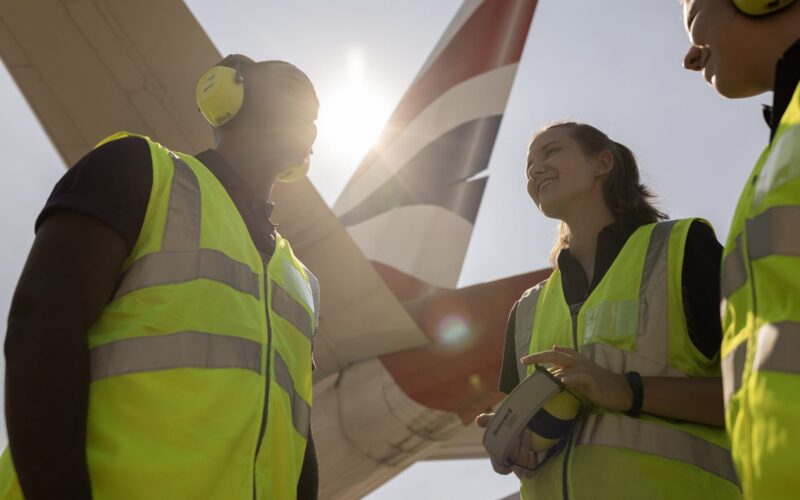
[498,219,724,394]
[37,136,277,256]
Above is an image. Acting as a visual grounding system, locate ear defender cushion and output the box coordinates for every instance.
[196,65,245,127]
[732,0,796,16]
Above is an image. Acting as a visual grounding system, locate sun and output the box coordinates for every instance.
[315,48,392,168]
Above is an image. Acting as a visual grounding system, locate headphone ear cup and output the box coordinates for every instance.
[276,155,311,183]
[732,0,796,15]
[196,66,245,127]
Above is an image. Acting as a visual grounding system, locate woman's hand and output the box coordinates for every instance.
[521,346,633,413]
[475,413,538,479]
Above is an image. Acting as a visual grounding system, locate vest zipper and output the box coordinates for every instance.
[562,304,582,500]
[253,256,273,499]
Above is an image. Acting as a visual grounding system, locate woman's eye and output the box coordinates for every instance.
[545,148,560,158]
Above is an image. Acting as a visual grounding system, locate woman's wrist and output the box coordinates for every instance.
[623,372,644,417]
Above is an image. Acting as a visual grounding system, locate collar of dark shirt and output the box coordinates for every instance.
[763,37,800,140]
[195,148,277,224]
[556,218,641,305]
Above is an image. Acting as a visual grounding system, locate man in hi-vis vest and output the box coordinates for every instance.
[1,54,321,500]
[681,1,800,498]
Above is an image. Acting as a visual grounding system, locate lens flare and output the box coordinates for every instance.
[436,314,471,346]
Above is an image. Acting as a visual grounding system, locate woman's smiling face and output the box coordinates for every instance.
[526,126,606,220]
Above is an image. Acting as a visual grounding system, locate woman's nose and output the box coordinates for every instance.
[683,45,703,72]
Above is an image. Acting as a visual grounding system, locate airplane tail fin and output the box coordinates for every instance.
[333,0,538,295]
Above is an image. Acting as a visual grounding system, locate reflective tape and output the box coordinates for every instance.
[90,331,262,381]
[273,351,311,438]
[271,282,314,340]
[635,220,675,366]
[754,123,800,207]
[515,282,545,382]
[115,249,260,299]
[722,341,748,409]
[721,236,747,299]
[746,206,800,260]
[162,154,201,252]
[579,413,739,485]
[753,322,800,374]
[582,342,686,378]
[305,266,321,328]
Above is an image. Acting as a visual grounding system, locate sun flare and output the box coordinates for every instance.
[316,48,392,166]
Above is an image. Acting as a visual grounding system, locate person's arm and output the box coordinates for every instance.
[522,347,725,427]
[296,427,318,499]
[6,211,129,499]
[498,302,521,394]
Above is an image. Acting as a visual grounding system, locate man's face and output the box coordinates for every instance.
[682,0,768,97]
[238,62,319,172]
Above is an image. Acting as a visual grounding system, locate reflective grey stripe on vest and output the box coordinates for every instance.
[271,281,314,340]
[162,153,201,251]
[746,206,800,260]
[722,235,747,299]
[753,322,800,374]
[115,249,260,299]
[305,267,321,330]
[581,342,685,378]
[114,153,260,300]
[578,413,739,485]
[722,341,748,409]
[273,351,311,438]
[515,283,545,382]
[634,220,676,367]
[90,331,262,381]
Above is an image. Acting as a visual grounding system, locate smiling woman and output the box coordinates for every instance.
[315,48,392,168]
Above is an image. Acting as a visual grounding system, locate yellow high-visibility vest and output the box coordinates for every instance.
[0,132,319,500]
[721,80,800,500]
[514,219,740,500]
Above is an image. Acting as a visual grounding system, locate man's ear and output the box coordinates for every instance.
[595,150,614,177]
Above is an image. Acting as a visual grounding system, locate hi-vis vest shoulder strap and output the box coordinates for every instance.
[513,220,740,500]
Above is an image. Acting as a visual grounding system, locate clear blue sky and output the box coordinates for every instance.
[0,1,769,499]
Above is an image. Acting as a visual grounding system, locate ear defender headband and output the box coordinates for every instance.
[195,54,312,183]
[732,0,796,16]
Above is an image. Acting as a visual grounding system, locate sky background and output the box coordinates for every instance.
[0,1,771,499]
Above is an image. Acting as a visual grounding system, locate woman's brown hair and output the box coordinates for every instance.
[536,122,668,267]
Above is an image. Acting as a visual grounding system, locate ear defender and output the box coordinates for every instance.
[732,0,796,16]
[196,55,312,183]
[196,56,246,127]
[276,154,311,184]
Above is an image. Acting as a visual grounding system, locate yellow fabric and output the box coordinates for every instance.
[0,133,316,499]
[722,81,800,500]
[518,219,739,500]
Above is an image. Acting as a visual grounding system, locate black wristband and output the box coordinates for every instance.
[624,371,644,417]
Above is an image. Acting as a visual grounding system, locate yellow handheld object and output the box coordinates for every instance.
[732,0,795,16]
[483,365,582,466]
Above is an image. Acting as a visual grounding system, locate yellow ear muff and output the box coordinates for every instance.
[528,390,582,452]
[276,154,311,183]
[196,65,245,127]
[732,0,796,16]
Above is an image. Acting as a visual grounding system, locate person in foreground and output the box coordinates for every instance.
[477,122,741,500]
[681,1,800,497]
[0,54,321,499]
